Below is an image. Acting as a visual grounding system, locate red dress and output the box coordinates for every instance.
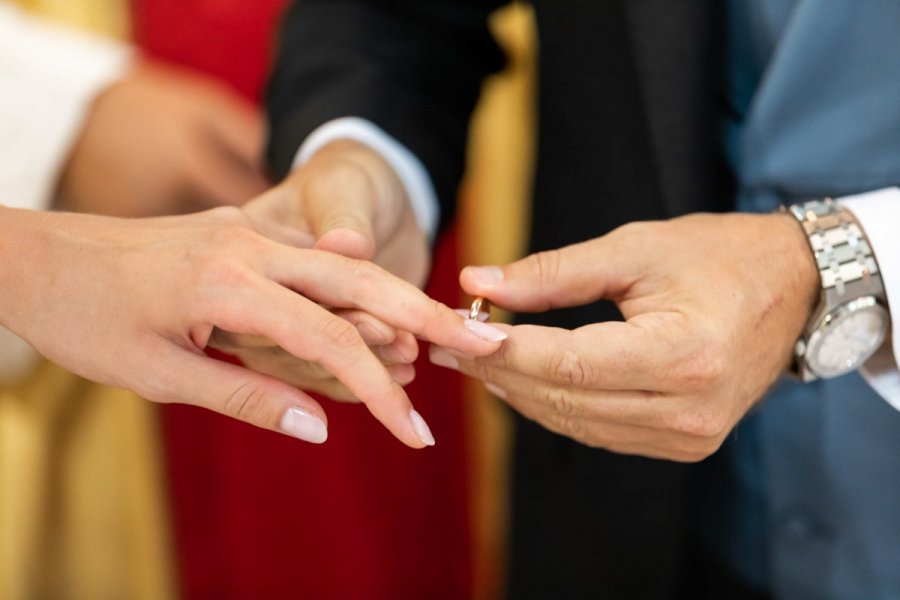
[132,3,473,598]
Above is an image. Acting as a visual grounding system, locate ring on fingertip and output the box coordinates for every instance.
[468,297,489,321]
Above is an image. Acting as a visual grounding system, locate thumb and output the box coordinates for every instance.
[459,236,637,313]
[156,347,329,444]
[303,160,378,260]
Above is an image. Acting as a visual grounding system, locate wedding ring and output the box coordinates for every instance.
[468,297,489,321]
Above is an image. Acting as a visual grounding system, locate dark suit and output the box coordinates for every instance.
[266,2,731,598]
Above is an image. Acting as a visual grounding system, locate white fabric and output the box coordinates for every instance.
[292,117,440,241]
[841,187,900,410]
[0,4,132,382]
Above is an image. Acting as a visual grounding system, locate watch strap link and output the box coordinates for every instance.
[788,198,884,303]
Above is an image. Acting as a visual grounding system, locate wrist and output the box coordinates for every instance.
[0,207,42,331]
[780,199,890,380]
[774,210,822,321]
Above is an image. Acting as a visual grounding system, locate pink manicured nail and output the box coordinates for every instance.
[454,308,490,322]
[409,409,436,447]
[485,382,508,400]
[466,266,505,287]
[279,408,328,444]
[465,319,508,343]
[429,346,460,370]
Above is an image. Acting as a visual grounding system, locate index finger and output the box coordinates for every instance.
[451,319,679,392]
[208,275,431,448]
[266,248,509,356]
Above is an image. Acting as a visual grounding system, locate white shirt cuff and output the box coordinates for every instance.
[841,186,900,411]
[292,117,440,241]
[0,3,133,211]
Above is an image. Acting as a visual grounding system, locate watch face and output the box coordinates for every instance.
[807,298,890,379]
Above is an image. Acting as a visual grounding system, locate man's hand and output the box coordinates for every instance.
[244,139,429,287]
[0,206,506,448]
[429,213,820,461]
[232,138,431,398]
[58,62,268,217]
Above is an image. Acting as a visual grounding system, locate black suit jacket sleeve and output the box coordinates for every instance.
[265,0,509,230]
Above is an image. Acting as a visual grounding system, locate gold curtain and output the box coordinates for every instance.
[0,2,174,599]
[11,0,129,38]
[462,5,536,600]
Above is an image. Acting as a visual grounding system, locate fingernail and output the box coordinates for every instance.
[429,346,459,370]
[454,308,489,322]
[409,409,436,447]
[485,382,508,400]
[279,407,328,444]
[467,266,504,286]
[465,319,508,343]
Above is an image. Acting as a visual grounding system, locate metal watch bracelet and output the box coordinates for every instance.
[783,198,888,380]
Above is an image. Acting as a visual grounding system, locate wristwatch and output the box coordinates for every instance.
[785,198,890,381]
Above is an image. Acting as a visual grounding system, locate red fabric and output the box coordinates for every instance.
[131,4,473,598]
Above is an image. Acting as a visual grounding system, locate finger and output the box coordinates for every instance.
[459,232,642,313]
[226,344,339,382]
[298,161,378,259]
[333,309,397,346]
[430,320,678,391]
[297,363,415,401]
[285,364,415,403]
[242,186,317,248]
[430,343,681,429]
[267,249,509,357]
[488,383,709,462]
[443,351,713,461]
[209,275,435,448]
[210,311,398,354]
[152,345,329,444]
[374,330,419,364]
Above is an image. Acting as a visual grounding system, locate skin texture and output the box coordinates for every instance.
[216,139,432,400]
[429,212,821,462]
[57,62,270,217]
[0,206,505,448]
[55,63,423,408]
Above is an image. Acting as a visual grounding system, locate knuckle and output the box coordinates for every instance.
[306,159,372,198]
[488,341,511,371]
[669,406,730,440]
[540,386,580,418]
[466,359,494,384]
[679,436,727,462]
[675,343,727,392]
[527,249,562,288]
[320,317,364,352]
[208,223,260,249]
[193,254,256,297]
[551,413,589,443]
[222,380,270,425]
[549,348,588,387]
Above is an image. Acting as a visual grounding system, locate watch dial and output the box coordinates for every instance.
[810,304,889,378]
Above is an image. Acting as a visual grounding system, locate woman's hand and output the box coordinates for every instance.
[208,311,422,402]
[57,61,268,218]
[0,206,507,447]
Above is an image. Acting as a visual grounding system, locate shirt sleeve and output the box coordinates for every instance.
[0,3,132,211]
[292,117,441,242]
[841,187,900,411]
[0,4,132,382]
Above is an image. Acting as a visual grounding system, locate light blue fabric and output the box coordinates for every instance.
[700,1,900,598]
